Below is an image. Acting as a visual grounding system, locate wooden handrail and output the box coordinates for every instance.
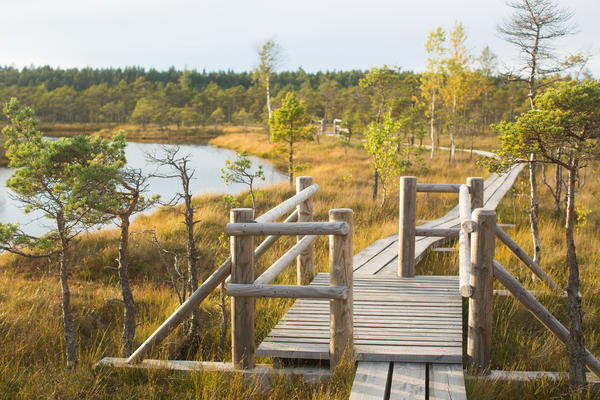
[254,235,317,285]
[127,210,300,364]
[493,260,600,378]
[226,221,349,236]
[495,225,559,290]
[415,227,460,237]
[416,183,469,193]
[227,283,348,299]
[255,183,319,223]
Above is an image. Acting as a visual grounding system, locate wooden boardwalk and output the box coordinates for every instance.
[258,165,523,399]
[258,274,462,363]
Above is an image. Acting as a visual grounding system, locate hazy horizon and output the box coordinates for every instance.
[1,0,598,76]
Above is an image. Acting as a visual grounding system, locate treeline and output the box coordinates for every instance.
[0,64,528,138]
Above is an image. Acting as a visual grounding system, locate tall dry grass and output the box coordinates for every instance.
[0,131,598,398]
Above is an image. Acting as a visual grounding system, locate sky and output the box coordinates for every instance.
[0,0,598,76]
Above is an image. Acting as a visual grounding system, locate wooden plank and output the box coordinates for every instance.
[389,362,426,400]
[349,362,391,400]
[263,337,462,347]
[429,364,467,400]
[95,357,331,383]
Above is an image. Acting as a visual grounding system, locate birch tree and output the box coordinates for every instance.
[254,39,282,139]
[421,28,446,159]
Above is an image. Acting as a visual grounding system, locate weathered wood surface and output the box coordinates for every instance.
[329,208,354,370]
[226,283,348,299]
[429,363,468,400]
[399,176,417,277]
[230,208,255,369]
[349,362,390,400]
[467,209,496,373]
[353,164,523,276]
[389,363,426,400]
[257,274,462,363]
[493,260,600,378]
[349,361,465,400]
[226,221,349,236]
[96,357,330,383]
[296,176,315,285]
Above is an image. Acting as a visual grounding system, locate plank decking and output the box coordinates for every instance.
[257,274,462,363]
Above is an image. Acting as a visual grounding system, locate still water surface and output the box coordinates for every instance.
[0,141,286,236]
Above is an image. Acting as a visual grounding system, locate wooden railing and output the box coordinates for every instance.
[225,207,354,371]
[127,176,320,364]
[398,175,600,378]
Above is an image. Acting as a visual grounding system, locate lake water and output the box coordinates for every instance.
[0,141,286,236]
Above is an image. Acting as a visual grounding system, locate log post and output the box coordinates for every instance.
[329,208,354,371]
[467,208,496,374]
[399,176,417,277]
[467,177,484,210]
[297,176,315,285]
[230,208,255,369]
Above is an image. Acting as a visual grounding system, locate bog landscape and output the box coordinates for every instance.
[1,1,599,399]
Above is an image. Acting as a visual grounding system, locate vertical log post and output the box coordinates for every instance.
[297,176,315,285]
[467,208,496,374]
[467,177,484,210]
[399,176,417,277]
[230,208,255,369]
[329,208,354,371]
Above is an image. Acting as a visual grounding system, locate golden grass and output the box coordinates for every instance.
[1,130,599,398]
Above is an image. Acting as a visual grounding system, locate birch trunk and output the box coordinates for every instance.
[430,92,436,159]
[529,154,542,265]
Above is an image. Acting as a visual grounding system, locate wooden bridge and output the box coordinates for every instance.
[99,164,600,399]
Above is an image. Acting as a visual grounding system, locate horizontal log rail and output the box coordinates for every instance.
[226,221,349,236]
[226,283,349,300]
[493,260,600,378]
[414,227,460,237]
[416,183,470,193]
[255,235,317,285]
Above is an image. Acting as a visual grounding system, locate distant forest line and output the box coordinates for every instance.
[0,65,530,138]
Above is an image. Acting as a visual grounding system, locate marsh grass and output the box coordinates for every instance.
[0,132,599,398]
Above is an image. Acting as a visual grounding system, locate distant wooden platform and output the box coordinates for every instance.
[257,274,462,363]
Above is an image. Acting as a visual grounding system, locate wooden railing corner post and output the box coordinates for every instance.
[467,208,496,374]
[329,208,354,371]
[230,208,255,370]
[399,176,417,277]
[296,176,315,285]
[467,177,484,210]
